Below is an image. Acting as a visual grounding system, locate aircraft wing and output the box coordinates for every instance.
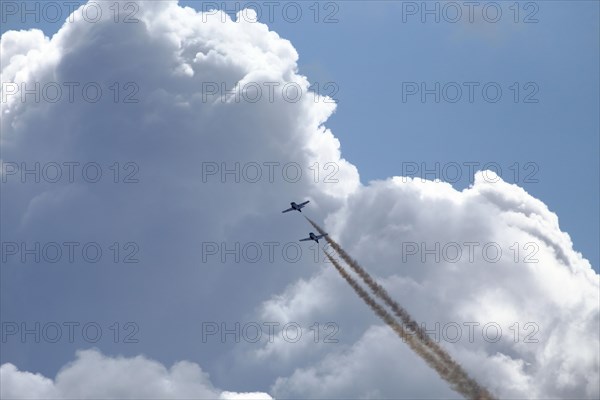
[299,237,312,242]
[282,207,294,213]
[316,234,328,239]
[299,200,310,207]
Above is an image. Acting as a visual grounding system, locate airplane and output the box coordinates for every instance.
[282,200,310,213]
[299,232,328,243]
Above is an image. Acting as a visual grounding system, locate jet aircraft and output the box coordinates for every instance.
[282,200,310,213]
[299,232,328,243]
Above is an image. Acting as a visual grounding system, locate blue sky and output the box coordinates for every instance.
[1,1,598,398]
[246,0,600,269]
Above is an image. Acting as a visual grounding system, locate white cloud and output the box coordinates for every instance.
[271,325,455,399]
[0,349,271,399]
[260,173,599,398]
[1,1,598,399]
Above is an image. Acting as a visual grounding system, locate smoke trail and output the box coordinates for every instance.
[308,218,452,355]
[323,252,461,392]
[310,218,495,400]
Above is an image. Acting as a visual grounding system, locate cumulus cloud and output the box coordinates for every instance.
[0,349,271,399]
[1,1,598,399]
[1,0,356,396]
[261,172,599,398]
[271,325,455,399]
